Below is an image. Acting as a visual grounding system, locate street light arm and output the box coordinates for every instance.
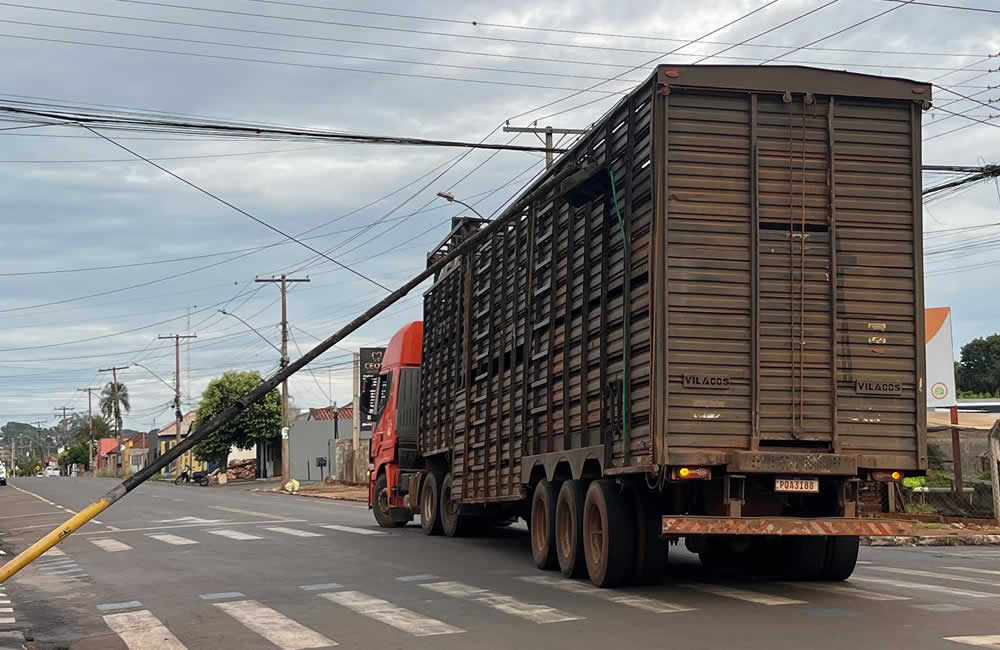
[219,310,282,355]
[130,362,176,392]
[435,191,486,219]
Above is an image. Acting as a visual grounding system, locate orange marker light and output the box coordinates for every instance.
[891,471,902,480]
[679,467,691,478]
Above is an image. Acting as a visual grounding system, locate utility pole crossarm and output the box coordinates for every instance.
[503,124,588,168]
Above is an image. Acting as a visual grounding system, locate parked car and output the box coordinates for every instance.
[44,467,60,477]
[0,462,7,486]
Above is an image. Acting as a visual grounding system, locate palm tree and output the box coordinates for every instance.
[100,381,130,474]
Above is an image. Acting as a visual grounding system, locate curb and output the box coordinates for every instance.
[862,534,1000,547]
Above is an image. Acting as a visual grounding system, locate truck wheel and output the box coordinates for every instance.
[821,536,860,581]
[629,488,666,585]
[440,473,474,537]
[420,472,444,535]
[530,480,560,570]
[780,535,827,580]
[583,480,635,588]
[555,480,587,578]
[373,473,405,528]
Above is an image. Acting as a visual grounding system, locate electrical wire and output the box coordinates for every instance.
[879,0,1000,13]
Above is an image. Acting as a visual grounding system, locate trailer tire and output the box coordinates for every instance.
[530,480,560,570]
[821,536,860,581]
[555,480,588,578]
[440,473,475,537]
[629,488,666,585]
[420,472,444,535]
[373,473,405,528]
[781,535,827,580]
[583,480,635,588]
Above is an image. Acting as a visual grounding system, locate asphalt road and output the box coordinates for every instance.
[2,477,1000,650]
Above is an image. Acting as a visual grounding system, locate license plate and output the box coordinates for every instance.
[775,478,819,493]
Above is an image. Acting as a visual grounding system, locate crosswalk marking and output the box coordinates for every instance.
[300,583,343,591]
[679,584,806,606]
[518,576,695,613]
[943,635,1000,648]
[214,600,336,649]
[945,567,1000,577]
[780,582,910,601]
[90,539,133,553]
[207,529,263,541]
[420,581,582,624]
[0,618,15,625]
[863,567,1000,587]
[103,609,187,650]
[97,601,143,612]
[147,534,198,546]
[321,590,465,636]
[319,525,387,536]
[851,576,1000,599]
[264,526,323,538]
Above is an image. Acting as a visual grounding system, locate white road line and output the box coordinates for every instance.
[0,618,15,624]
[97,601,143,612]
[206,529,263,541]
[781,582,910,601]
[945,567,1000,577]
[42,547,65,557]
[210,506,287,519]
[76,519,306,536]
[300,583,343,591]
[863,566,1000,587]
[397,575,438,582]
[518,575,694,613]
[321,590,464,637]
[146,534,199,546]
[9,484,55,505]
[318,525,387,536]
[679,584,806,606]
[214,600,337,649]
[0,601,10,605]
[856,561,873,565]
[103,609,187,650]
[420,581,582,624]
[851,576,1000,598]
[263,526,323,538]
[90,539,133,553]
[943,635,1000,648]
[199,592,244,600]
[0,608,13,613]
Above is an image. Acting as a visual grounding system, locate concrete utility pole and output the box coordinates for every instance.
[352,352,360,482]
[159,334,197,474]
[502,123,589,168]
[53,406,75,458]
[32,421,46,458]
[77,388,100,471]
[99,365,129,476]
[255,274,310,486]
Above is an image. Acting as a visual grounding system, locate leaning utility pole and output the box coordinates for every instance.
[503,123,589,168]
[255,274,310,486]
[77,387,100,471]
[99,365,129,476]
[159,333,197,473]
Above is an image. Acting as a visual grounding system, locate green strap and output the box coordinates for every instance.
[608,168,629,443]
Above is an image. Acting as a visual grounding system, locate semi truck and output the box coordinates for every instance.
[368,65,929,587]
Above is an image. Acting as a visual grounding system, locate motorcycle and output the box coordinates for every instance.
[174,466,210,487]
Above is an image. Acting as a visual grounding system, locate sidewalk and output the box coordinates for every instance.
[863,521,1000,546]
[257,480,368,503]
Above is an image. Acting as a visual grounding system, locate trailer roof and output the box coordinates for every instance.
[652,64,932,103]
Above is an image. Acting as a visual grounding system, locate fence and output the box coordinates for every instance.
[881,420,1000,523]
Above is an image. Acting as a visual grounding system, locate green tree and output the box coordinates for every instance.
[955,334,1000,396]
[69,415,111,446]
[193,371,280,469]
[100,381,131,433]
[58,443,90,467]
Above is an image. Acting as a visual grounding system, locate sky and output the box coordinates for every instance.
[0,0,997,432]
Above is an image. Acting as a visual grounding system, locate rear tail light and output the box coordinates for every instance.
[671,466,711,480]
[871,470,903,482]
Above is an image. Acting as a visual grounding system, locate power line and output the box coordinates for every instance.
[879,0,1000,13]
[0,143,347,164]
[758,0,917,64]
[2,1,990,60]
[0,17,989,81]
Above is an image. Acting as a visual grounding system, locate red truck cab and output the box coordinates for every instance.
[367,321,423,527]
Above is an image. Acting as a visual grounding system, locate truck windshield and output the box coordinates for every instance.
[373,371,392,427]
